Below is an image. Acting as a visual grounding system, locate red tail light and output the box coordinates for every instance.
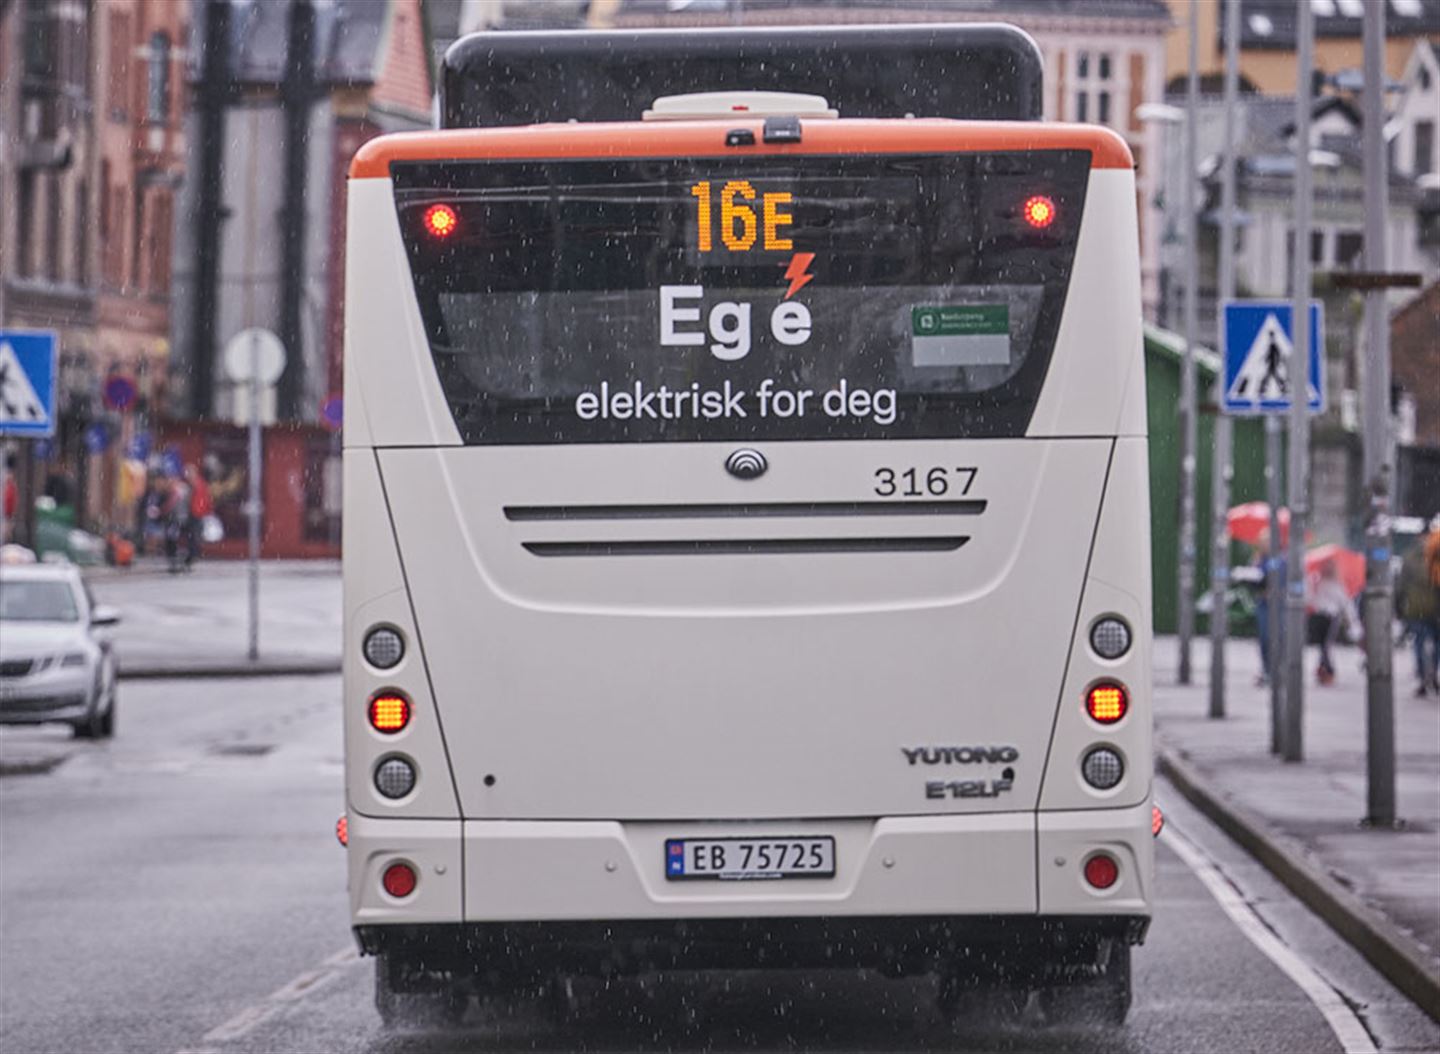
[369,692,410,734]
[1022,194,1056,229]
[1083,853,1119,890]
[1086,682,1129,724]
[335,814,348,847]
[383,862,417,898]
[423,203,458,238]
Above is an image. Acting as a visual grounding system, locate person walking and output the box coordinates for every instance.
[1308,559,1355,686]
[1253,531,1285,687]
[1398,536,1440,696]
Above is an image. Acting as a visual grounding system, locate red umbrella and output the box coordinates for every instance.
[1227,502,1290,548]
[1305,544,1365,598]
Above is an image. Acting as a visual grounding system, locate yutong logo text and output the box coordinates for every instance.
[901,745,1019,765]
[902,745,1019,800]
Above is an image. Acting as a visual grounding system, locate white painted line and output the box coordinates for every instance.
[184,946,362,1051]
[1164,822,1378,1054]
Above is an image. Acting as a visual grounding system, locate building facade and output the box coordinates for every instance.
[165,0,433,558]
[0,0,188,542]
[1163,0,1440,95]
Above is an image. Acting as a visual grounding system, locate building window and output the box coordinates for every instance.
[1336,230,1364,269]
[150,192,173,294]
[17,171,35,278]
[1077,51,1090,79]
[1419,65,1432,91]
[133,189,147,291]
[22,2,52,81]
[1311,229,1325,265]
[1099,54,1112,81]
[1415,119,1435,176]
[147,31,170,123]
[46,174,62,282]
[108,9,131,121]
[1076,92,1088,123]
[106,188,127,288]
[1098,91,1111,125]
[75,179,90,288]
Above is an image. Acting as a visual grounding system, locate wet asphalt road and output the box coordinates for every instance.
[2,675,1437,1054]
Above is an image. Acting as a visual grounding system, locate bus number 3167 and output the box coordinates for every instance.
[873,466,978,498]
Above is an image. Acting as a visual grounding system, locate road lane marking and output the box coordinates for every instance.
[1164,822,1378,1054]
[180,946,362,1052]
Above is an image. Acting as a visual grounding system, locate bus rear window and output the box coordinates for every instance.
[393,152,1089,444]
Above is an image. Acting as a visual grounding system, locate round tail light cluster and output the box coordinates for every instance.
[1083,853,1119,890]
[374,756,417,799]
[369,692,411,734]
[363,626,405,669]
[1082,747,1125,790]
[1089,616,1132,660]
[383,862,417,898]
[1086,682,1129,724]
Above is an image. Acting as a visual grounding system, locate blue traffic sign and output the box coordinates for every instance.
[0,330,58,438]
[1222,301,1324,415]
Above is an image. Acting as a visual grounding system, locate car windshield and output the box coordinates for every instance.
[0,580,81,623]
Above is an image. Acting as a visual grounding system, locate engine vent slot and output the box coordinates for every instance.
[505,500,986,522]
[522,537,970,557]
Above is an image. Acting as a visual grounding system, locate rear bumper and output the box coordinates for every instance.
[355,914,1149,984]
[347,800,1153,926]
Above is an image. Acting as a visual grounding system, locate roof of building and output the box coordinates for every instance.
[615,0,1172,22]
[1221,0,1440,50]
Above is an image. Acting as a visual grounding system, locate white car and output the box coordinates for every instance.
[0,564,119,738]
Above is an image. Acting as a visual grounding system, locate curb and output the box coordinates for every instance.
[118,661,341,680]
[1157,742,1440,1024]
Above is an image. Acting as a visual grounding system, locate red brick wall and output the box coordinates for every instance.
[1392,282,1440,448]
[371,0,432,121]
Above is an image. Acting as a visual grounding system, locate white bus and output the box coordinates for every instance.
[341,26,1152,1028]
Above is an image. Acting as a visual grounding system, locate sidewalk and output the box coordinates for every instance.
[83,559,341,678]
[1153,632,1440,1016]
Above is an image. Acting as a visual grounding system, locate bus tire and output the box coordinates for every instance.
[374,955,467,1028]
[1039,940,1131,1027]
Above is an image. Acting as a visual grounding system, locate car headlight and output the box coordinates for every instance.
[61,652,88,668]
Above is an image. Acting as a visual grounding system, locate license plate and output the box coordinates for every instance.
[665,837,836,880]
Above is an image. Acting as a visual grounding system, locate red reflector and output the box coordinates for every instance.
[369,693,410,734]
[383,862,417,898]
[1086,682,1129,724]
[1152,805,1165,838]
[1084,853,1119,890]
[335,814,348,847]
[1022,194,1057,229]
[423,203,457,238]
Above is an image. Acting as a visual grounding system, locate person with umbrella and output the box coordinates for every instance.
[1308,557,1357,686]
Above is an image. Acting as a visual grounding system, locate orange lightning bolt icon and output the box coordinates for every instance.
[783,253,816,300]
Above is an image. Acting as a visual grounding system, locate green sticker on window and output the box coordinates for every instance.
[911,305,1011,366]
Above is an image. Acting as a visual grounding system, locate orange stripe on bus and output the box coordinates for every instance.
[349,119,1134,179]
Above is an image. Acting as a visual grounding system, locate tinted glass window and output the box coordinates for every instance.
[395,152,1088,444]
[0,581,81,623]
[442,26,1042,128]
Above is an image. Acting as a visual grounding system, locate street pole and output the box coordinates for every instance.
[1283,0,1315,763]
[1177,0,1200,685]
[247,333,261,662]
[1267,417,1285,753]
[1209,0,1239,718]
[1360,0,1396,826]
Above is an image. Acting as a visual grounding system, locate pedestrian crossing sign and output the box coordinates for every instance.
[0,331,58,438]
[1222,301,1323,416]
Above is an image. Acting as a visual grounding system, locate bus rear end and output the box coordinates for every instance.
[342,95,1151,1026]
